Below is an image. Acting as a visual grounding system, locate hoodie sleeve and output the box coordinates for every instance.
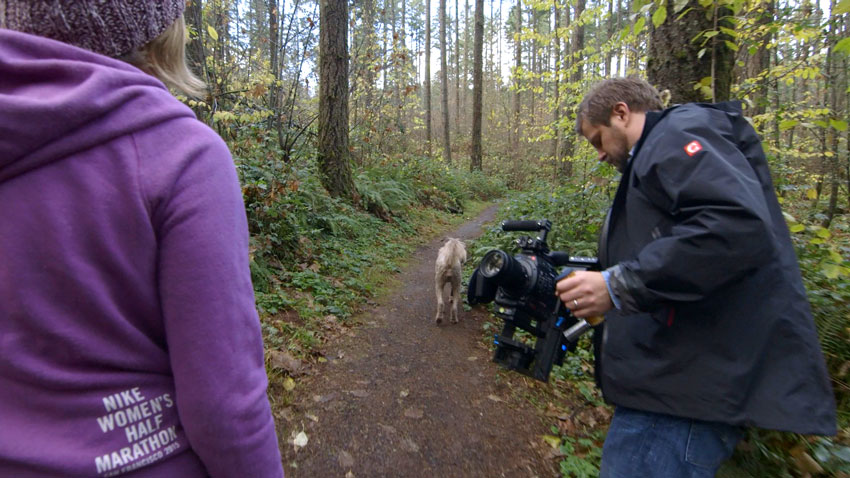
[138,117,284,478]
[608,106,777,314]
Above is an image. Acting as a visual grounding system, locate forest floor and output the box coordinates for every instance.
[275,205,571,477]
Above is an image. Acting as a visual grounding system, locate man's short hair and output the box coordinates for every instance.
[575,78,663,135]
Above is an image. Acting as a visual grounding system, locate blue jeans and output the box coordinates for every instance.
[600,407,743,478]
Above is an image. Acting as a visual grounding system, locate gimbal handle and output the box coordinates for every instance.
[501,219,551,232]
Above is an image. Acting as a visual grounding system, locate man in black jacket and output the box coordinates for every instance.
[555,77,836,477]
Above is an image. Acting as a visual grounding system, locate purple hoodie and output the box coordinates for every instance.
[0,29,284,477]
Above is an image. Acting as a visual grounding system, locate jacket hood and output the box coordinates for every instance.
[0,29,194,183]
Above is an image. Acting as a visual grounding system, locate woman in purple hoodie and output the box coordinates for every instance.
[0,2,285,477]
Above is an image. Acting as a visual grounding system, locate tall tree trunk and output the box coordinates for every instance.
[605,0,613,76]
[558,0,574,177]
[747,0,773,116]
[268,0,286,152]
[465,0,471,122]
[425,0,433,156]
[391,0,403,134]
[512,0,522,152]
[571,0,584,83]
[471,0,484,171]
[318,0,355,199]
[647,0,734,103]
[440,0,453,163]
[551,0,561,169]
[362,0,376,160]
[185,0,210,120]
[498,0,503,81]
[822,0,845,228]
[455,0,461,135]
[530,8,536,117]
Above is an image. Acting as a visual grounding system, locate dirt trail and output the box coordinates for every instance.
[278,205,559,478]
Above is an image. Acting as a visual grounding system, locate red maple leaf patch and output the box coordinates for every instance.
[684,140,703,156]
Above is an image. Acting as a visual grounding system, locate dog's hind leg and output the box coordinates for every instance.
[449,274,461,323]
[435,277,445,324]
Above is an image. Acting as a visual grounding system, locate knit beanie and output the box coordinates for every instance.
[0,0,186,58]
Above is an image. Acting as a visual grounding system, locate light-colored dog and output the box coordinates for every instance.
[435,238,467,324]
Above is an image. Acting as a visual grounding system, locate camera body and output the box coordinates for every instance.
[467,219,599,382]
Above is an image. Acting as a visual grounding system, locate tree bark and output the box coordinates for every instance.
[471,0,484,171]
[551,0,561,168]
[268,0,285,152]
[440,0,453,163]
[465,0,471,122]
[185,0,209,120]
[318,0,355,199]
[425,0,433,156]
[558,0,574,177]
[647,0,734,103]
[746,1,773,116]
[512,0,522,152]
[455,0,461,135]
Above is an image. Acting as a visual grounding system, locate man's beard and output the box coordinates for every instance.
[608,129,630,172]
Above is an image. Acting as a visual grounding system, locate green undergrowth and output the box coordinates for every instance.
[232,142,505,405]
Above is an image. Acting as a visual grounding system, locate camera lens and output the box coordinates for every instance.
[480,250,507,278]
[480,250,526,287]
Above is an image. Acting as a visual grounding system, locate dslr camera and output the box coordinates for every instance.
[467,219,599,382]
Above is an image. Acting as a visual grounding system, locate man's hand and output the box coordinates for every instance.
[555,270,613,320]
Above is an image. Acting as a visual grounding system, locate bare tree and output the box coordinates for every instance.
[512,0,521,152]
[550,0,561,168]
[425,0,433,156]
[471,0,484,171]
[440,0,453,163]
[455,0,461,134]
[318,0,355,198]
[268,0,284,151]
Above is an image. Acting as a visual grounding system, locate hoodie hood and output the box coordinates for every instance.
[0,28,194,182]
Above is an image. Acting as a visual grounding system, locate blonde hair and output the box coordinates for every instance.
[122,15,206,98]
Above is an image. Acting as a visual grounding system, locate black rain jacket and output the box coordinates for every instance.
[597,101,836,435]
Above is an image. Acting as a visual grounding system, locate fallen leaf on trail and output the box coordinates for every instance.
[791,445,824,475]
[283,377,296,392]
[595,405,613,422]
[274,407,294,421]
[313,392,338,403]
[401,438,420,452]
[557,418,579,436]
[349,389,369,398]
[305,413,319,422]
[338,450,354,468]
[467,356,478,361]
[292,431,308,450]
[378,423,397,434]
[317,357,328,363]
[542,434,561,448]
[399,390,409,398]
[487,394,503,402]
[576,408,597,428]
[403,407,424,419]
[345,472,355,478]
[269,350,302,375]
